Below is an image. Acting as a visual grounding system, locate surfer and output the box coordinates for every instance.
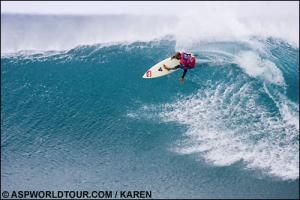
[163,51,196,83]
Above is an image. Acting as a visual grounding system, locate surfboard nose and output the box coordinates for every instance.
[142,72,149,78]
[143,70,152,78]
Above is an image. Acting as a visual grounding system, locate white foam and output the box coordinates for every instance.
[1,2,299,53]
[173,2,299,50]
[159,81,299,180]
[263,83,299,130]
[234,51,285,85]
[1,14,176,53]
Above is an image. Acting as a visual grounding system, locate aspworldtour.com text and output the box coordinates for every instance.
[1,190,152,199]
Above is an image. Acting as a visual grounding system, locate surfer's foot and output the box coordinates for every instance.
[163,64,170,71]
[179,77,184,84]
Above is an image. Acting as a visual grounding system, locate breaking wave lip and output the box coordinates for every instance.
[1,14,177,53]
[234,51,285,85]
[1,35,176,58]
[1,7,299,53]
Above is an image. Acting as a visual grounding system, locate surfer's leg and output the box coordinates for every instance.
[181,69,187,78]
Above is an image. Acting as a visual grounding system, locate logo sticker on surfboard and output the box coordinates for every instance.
[158,67,163,72]
[146,70,152,77]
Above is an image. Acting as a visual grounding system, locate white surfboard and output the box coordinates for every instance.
[142,57,180,79]
[143,53,195,79]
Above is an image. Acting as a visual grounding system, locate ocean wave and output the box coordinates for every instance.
[2,37,299,182]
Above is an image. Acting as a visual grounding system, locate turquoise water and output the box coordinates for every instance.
[1,38,299,198]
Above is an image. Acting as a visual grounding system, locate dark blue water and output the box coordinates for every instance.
[1,39,299,198]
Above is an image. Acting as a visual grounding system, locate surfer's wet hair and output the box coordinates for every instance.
[172,52,181,59]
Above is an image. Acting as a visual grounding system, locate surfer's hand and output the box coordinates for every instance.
[163,64,170,71]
